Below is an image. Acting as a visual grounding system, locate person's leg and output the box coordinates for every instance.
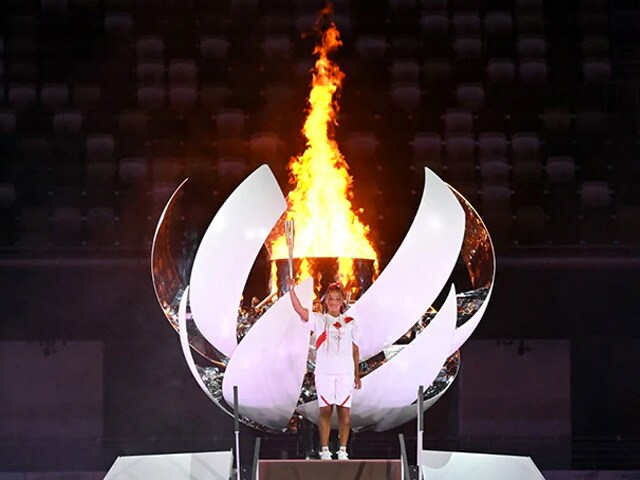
[315,373,334,452]
[336,406,351,447]
[335,373,354,459]
[318,405,333,447]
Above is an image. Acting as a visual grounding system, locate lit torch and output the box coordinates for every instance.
[284,220,295,279]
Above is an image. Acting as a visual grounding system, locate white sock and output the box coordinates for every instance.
[339,446,347,452]
[321,446,330,452]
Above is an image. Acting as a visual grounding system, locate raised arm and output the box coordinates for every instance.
[286,277,309,322]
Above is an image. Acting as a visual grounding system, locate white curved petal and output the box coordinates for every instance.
[222,278,314,429]
[420,450,545,479]
[373,384,452,432]
[297,285,458,430]
[177,287,217,404]
[352,285,457,423]
[348,168,465,360]
[189,165,287,358]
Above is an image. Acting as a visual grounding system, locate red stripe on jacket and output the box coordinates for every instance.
[315,330,327,350]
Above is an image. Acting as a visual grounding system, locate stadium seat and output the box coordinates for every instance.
[390,59,420,82]
[453,12,481,36]
[215,109,247,137]
[542,108,572,133]
[478,132,508,161]
[53,110,83,138]
[355,35,388,60]
[8,84,37,111]
[390,82,422,113]
[200,36,231,60]
[262,35,293,61]
[420,13,449,37]
[136,35,165,60]
[486,59,516,85]
[480,161,510,186]
[137,85,166,110]
[411,132,442,161]
[104,12,134,40]
[445,133,475,162]
[518,60,547,85]
[0,109,17,134]
[119,157,149,184]
[169,85,198,113]
[456,83,484,112]
[0,183,16,209]
[86,133,116,162]
[217,157,249,189]
[249,132,281,165]
[345,132,379,162]
[485,11,513,37]
[582,58,612,84]
[512,132,541,163]
[453,36,482,61]
[169,59,198,85]
[546,156,576,183]
[517,35,546,60]
[40,83,70,112]
[444,108,474,134]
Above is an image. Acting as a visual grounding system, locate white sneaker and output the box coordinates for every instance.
[319,450,332,460]
[337,449,349,460]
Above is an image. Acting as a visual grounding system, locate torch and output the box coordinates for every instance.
[284,219,295,280]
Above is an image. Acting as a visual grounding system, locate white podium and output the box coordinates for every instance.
[421,450,545,480]
[104,450,233,480]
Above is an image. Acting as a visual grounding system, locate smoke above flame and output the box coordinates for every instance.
[269,16,377,286]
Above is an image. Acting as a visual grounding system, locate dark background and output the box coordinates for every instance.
[1,0,639,476]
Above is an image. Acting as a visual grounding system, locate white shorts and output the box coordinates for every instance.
[315,373,354,408]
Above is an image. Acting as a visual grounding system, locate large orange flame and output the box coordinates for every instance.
[269,19,377,287]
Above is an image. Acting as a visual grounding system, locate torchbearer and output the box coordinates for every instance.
[287,276,362,461]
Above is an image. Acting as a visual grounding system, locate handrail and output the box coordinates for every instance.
[398,433,412,480]
[251,437,261,480]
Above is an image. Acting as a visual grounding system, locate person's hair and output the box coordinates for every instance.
[322,282,345,314]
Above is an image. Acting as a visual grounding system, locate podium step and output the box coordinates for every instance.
[258,459,403,480]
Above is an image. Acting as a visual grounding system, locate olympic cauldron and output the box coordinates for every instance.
[151,165,495,433]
